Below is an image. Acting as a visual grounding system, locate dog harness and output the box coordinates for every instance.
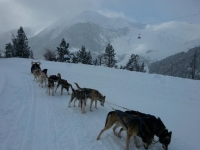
[115,110,143,134]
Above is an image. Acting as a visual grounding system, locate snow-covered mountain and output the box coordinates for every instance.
[1,10,200,65]
[27,10,147,59]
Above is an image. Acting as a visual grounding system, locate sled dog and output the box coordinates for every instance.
[46,78,54,96]
[48,73,61,83]
[31,61,41,73]
[74,82,105,111]
[41,69,48,76]
[55,79,72,95]
[39,72,47,88]
[97,110,154,150]
[114,110,172,150]
[68,86,88,114]
[33,68,41,81]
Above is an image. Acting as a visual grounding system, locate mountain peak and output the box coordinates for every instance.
[48,10,143,30]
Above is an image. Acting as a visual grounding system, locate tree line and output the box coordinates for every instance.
[3,26,145,73]
[149,47,200,80]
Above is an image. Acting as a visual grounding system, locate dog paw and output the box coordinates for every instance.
[117,135,122,138]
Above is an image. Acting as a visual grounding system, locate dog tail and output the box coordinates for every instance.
[57,73,61,79]
[69,83,73,90]
[104,111,115,127]
[71,84,75,93]
[74,82,83,90]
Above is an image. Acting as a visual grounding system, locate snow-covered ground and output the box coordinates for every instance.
[0,58,200,150]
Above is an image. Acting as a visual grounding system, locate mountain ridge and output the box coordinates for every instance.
[0,10,200,65]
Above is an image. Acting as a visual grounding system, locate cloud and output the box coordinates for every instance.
[0,1,32,32]
[0,0,103,33]
[134,44,148,54]
[149,21,200,39]
[0,0,200,34]
[98,10,137,22]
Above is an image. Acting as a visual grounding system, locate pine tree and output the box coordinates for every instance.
[93,58,97,65]
[77,46,88,64]
[15,27,30,58]
[11,33,17,57]
[71,52,78,63]
[5,42,13,58]
[104,44,116,67]
[125,54,140,71]
[189,50,197,79]
[97,54,104,66]
[57,38,70,62]
[86,51,92,65]
[140,62,146,73]
[29,50,34,59]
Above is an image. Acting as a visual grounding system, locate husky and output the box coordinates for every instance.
[46,73,61,96]
[55,79,72,95]
[46,78,55,96]
[42,69,48,76]
[48,73,61,84]
[39,72,47,88]
[68,85,88,114]
[33,68,41,81]
[74,82,106,111]
[31,61,41,73]
[97,110,154,150]
[114,110,172,150]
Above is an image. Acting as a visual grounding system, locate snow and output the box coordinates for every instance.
[112,22,200,62]
[0,58,200,150]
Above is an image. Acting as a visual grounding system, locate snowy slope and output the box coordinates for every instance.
[113,21,200,62]
[0,58,200,150]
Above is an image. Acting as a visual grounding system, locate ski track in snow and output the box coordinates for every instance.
[0,58,200,150]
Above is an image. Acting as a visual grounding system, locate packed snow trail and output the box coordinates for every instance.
[0,58,200,150]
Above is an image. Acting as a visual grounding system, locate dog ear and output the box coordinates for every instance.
[169,131,172,137]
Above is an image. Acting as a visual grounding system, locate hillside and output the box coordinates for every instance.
[0,58,200,150]
[149,46,200,79]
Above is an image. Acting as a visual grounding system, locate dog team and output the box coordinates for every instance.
[31,62,172,150]
[31,64,106,114]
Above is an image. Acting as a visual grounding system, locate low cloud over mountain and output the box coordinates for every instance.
[1,10,200,64]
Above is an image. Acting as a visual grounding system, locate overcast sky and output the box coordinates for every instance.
[0,0,200,34]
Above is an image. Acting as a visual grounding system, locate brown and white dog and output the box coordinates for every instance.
[55,79,72,95]
[68,85,88,114]
[46,78,54,96]
[97,110,154,150]
[33,68,41,81]
[114,110,172,150]
[48,73,61,83]
[46,73,61,96]
[39,69,48,88]
[39,72,47,88]
[42,69,48,76]
[74,82,105,111]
